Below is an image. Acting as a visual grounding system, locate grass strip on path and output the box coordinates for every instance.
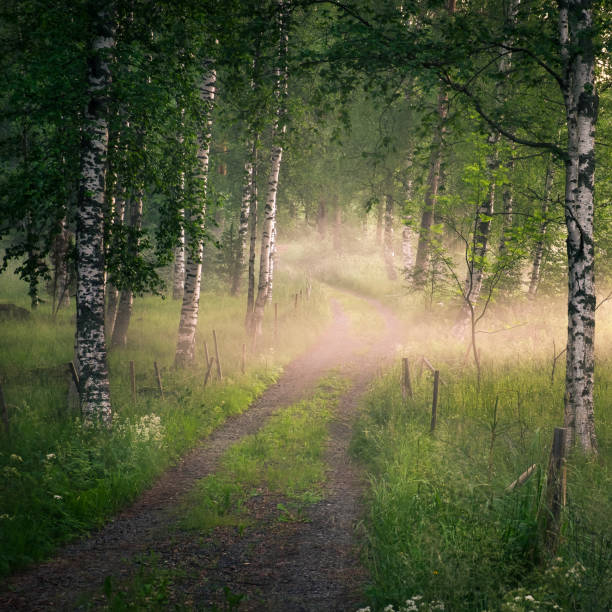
[180,375,350,533]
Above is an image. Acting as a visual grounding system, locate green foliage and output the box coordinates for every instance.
[353,357,612,611]
[180,375,348,532]
[0,265,331,577]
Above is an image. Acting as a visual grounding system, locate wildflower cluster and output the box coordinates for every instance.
[132,413,165,444]
[356,596,444,612]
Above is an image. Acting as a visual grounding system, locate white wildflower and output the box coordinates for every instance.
[45,453,56,461]
[384,606,395,612]
[131,413,165,445]
[53,494,63,500]
[355,608,371,612]
[524,595,535,602]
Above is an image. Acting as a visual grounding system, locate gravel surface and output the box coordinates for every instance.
[0,292,403,611]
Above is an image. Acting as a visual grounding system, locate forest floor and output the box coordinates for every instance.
[0,291,403,611]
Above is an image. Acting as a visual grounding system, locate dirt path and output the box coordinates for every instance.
[0,291,402,611]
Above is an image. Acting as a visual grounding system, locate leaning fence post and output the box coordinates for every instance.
[402,357,413,400]
[294,293,298,311]
[129,360,136,401]
[543,427,569,554]
[204,357,215,387]
[430,370,440,433]
[153,361,164,399]
[204,341,211,370]
[241,343,246,374]
[212,329,223,380]
[0,378,9,435]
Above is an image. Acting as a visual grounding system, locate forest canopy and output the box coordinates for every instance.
[1,0,611,453]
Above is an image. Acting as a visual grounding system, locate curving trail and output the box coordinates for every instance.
[0,291,403,611]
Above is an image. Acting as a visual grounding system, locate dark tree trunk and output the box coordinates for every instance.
[111,194,142,348]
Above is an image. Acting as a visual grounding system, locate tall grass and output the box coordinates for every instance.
[0,264,331,577]
[352,357,611,611]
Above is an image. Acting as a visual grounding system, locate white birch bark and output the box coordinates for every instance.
[267,224,277,304]
[253,142,283,335]
[173,217,185,300]
[75,2,115,425]
[175,64,216,367]
[559,0,598,453]
[231,144,253,296]
[245,143,258,330]
[173,111,187,300]
[252,0,288,336]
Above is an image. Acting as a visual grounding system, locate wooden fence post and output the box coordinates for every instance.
[402,358,413,400]
[212,329,222,380]
[241,343,246,374]
[0,378,9,435]
[294,293,298,311]
[543,427,569,554]
[430,370,440,433]
[129,360,136,401]
[154,362,164,399]
[204,357,215,387]
[204,341,211,370]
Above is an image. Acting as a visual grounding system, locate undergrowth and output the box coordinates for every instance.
[352,359,611,611]
[0,266,330,577]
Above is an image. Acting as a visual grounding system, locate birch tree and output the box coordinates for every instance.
[175,62,216,366]
[75,1,115,425]
[559,0,598,452]
[251,0,289,337]
[173,215,186,300]
[231,144,254,296]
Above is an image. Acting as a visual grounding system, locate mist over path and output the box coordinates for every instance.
[0,290,404,610]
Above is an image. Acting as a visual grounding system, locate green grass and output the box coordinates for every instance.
[180,375,349,532]
[352,358,612,611]
[0,264,332,577]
